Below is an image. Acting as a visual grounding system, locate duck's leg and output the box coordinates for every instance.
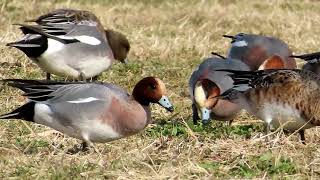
[299,130,306,145]
[81,141,90,151]
[228,119,233,126]
[91,75,99,81]
[264,122,271,142]
[46,73,51,80]
[79,72,86,82]
[192,103,200,125]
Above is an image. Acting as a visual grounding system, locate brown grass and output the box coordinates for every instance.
[1,0,320,179]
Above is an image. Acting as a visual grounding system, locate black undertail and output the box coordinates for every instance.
[0,101,35,122]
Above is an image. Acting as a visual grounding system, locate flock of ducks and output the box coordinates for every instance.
[2,8,320,152]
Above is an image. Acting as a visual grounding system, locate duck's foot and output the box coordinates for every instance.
[46,73,51,80]
[67,142,91,154]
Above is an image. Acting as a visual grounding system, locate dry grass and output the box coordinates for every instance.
[1,0,320,179]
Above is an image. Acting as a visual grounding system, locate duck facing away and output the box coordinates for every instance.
[0,77,173,150]
[217,69,320,143]
[7,9,130,80]
[223,33,296,70]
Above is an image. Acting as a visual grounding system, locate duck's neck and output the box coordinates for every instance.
[132,87,150,106]
[142,105,152,125]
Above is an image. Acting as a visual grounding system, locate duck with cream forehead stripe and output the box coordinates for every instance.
[189,56,250,125]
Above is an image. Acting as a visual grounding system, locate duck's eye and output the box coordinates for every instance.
[151,85,157,89]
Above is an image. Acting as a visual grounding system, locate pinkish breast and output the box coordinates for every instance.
[101,97,149,136]
[211,99,241,121]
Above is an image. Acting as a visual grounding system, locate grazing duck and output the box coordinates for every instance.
[223,33,296,70]
[189,56,250,124]
[7,9,130,80]
[0,77,173,150]
[217,69,320,143]
[291,52,320,75]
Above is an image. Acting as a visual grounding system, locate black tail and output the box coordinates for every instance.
[290,52,320,62]
[6,34,48,58]
[0,102,35,122]
[222,34,235,39]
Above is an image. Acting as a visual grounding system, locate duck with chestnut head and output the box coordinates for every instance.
[0,77,173,150]
[189,53,289,125]
[189,56,250,125]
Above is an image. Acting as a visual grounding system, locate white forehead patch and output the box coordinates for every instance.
[232,40,248,47]
[67,97,99,104]
[194,84,206,107]
[155,78,166,94]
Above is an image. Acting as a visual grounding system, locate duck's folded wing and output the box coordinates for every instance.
[16,23,79,44]
[17,23,104,46]
[215,69,306,89]
[291,52,320,62]
[3,79,124,102]
[28,9,100,26]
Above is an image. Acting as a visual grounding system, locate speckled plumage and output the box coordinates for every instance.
[219,69,320,143]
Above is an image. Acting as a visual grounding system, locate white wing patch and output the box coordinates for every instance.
[45,39,65,55]
[232,40,248,47]
[67,97,99,104]
[57,35,101,45]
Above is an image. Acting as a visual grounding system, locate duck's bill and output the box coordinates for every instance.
[201,107,211,124]
[122,58,129,64]
[158,96,174,112]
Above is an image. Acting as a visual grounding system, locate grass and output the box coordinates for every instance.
[1,0,320,178]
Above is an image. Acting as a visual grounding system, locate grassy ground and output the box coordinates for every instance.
[1,0,320,179]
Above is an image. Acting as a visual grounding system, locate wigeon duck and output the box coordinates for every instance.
[217,68,320,143]
[291,52,320,75]
[7,9,130,80]
[223,33,296,70]
[189,53,287,125]
[189,56,250,124]
[0,77,173,150]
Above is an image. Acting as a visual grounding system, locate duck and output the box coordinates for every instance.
[189,53,287,125]
[6,9,130,80]
[223,33,296,70]
[189,54,250,125]
[291,52,320,75]
[0,77,173,150]
[216,68,320,144]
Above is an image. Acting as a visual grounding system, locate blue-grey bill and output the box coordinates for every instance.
[158,96,174,112]
[201,107,211,124]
